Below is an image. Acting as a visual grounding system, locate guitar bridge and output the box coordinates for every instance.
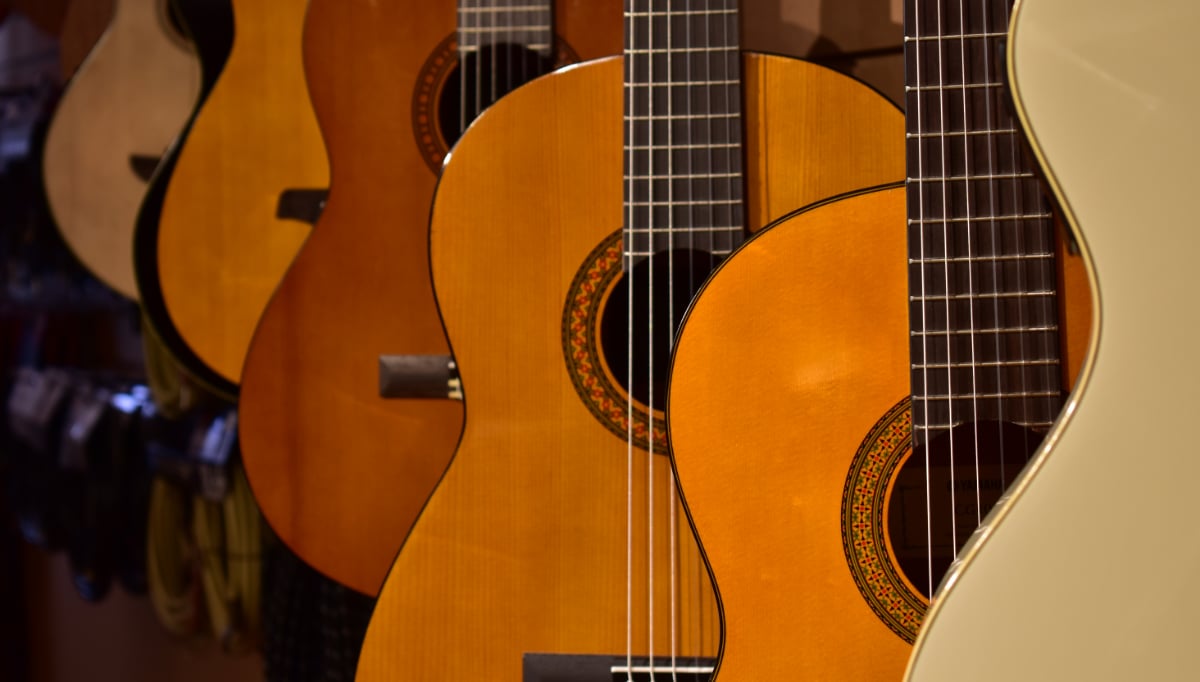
[523,653,715,681]
[377,355,462,400]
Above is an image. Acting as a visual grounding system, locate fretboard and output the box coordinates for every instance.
[457,0,554,54]
[904,0,1063,445]
[623,0,745,266]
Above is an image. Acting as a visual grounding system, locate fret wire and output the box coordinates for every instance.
[459,5,548,12]
[625,142,740,150]
[627,227,743,233]
[626,9,736,16]
[911,325,1058,336]
[625,112,740,120]
[914,359,1060,369]
[910,253,1055,263]
[626,80,740,87]
[628,198,741,206]
[907,213,1051,223]
[921,391,1062,400]
[625,46,738,53]
[625,172,740,179]
[907,129,1018,138]
[912,290,1055,301]
[906,82,1004,92]
[914,419,1058,431]
[904,31,1008,41]
[459,25,550,32]
[912,172,1037,182]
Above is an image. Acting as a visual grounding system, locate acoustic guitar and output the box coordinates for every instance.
[354,2,904,678]
[238,0,622,597]
[131,0,234,398]
[905,0,1200,678]
[666,0,1090,677]
[43,0,199,300]
[151,0,328,386]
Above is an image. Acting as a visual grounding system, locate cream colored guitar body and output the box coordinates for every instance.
[43,0,199,300]
[905,0,1200,678]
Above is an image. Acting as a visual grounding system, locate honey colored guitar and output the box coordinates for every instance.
[906,0,1200,678]
[667,0,1090,677]
[152,0,327,385]
[43,0,199,300]
[355,3,905,678]
[238,0,621,597]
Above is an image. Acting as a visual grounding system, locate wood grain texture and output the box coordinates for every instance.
[43,0,198,300]
[237,0,621,597]
[58,0,115,80]
[156,0,327,383]
[667,185,1090,679]
[906,0,1200,678]
[355,54,905,680]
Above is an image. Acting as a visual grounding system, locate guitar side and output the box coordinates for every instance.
[43,0,199,300]
[356,55,905,680]
[905,0,1200,678]
[155,0,328,385]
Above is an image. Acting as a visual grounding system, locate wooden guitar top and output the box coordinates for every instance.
[238,0,622,597]
[156,0,327,383]
[355,54,905,680]
[43,0,199,300]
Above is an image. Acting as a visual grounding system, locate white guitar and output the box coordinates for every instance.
[42,0,200,301]
[905,0,1200,678]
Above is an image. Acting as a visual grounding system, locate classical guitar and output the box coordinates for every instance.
[131,0,233,398]
[905,0,1200,678]
[43,0,199,300]
[666,0,1092,677]
[148,0,327,388]
[354,2,905,678]
[238,0,622,597]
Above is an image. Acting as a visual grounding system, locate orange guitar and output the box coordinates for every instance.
[666,0,1090,676]
[152,0,327,386]
[238,0,622,597]
[354,1,905,678]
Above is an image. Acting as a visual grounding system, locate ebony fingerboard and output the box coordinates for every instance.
[623,0,744,267]
[904,0,1063,446]
[457,0,554,54]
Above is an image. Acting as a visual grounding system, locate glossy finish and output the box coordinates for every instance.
[906,0,1200,678]
[43,0,199,300]
[156,0,327,384]
[238,0,621,597]
[355,54,906,680]
[669,185,1090,679]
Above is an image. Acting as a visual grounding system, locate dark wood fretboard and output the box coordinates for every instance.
[904,0,1063,446]
[623,0,744,267]
[457,0,553,54]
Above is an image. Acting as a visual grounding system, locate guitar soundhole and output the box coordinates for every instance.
[887,420,1041,598]
[599,249,721,410]
[437,44,554,149]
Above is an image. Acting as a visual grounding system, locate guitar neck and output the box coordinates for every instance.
[622,0,745,266]
[903,0,1063,445]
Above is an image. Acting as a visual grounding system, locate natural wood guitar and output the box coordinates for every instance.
[666,0,1090,677]
[43,0,199,300]
[131,0,234,398]
[906,0,1200,678]
[238,0,621,597]
[355,3,905,678]
[153,0,327,385]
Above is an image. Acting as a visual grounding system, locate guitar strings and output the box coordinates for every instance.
[980,0,1009,509]
[665,1,678,677]
[625,4,637,679]
[956,0,985,531]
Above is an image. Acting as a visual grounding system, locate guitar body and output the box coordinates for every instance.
[155,0,327,384]
[356,55,905,680]
[906,0,1200,678]
[131,0,235,397]
[43,0,199,300]
[668,185,1090,679]
[238,0,621,596]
